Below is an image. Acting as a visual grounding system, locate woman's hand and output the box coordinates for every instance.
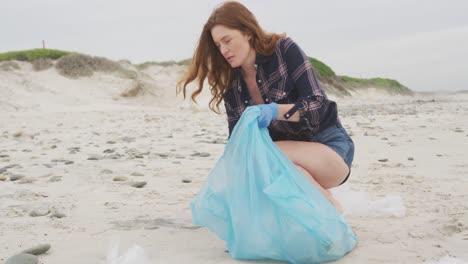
[257,103,279,128]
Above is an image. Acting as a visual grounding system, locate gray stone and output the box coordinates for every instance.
[182,178,192,183]
[87,155,101,160]
[0,174,7,181]
[113,176,128,181]
[378,158,389,162]
[131,181,147,188]
[22,243,51,255]
[131,172,144,176]
[10,174,26,181]
[5,253,38,264]
[50,212,66,218]
[29,208,50,217]
[48,176,62,182]
[408,157,414,161]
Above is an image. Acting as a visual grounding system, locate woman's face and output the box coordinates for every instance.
[211,25,252,68]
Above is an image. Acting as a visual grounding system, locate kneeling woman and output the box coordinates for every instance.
[177,1,354,212]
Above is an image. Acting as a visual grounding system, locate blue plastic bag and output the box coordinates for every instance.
[191,106,357,263]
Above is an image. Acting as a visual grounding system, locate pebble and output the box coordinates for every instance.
[378,158,389,162]
[22,243,51,255]
[191,152,211,157]
[101,169,113,174]
[29,208,50,217]
[113,176,128,181]
[17,178,36,184]
[87,155,101,160]
[10,174,26,181]
[408,157,414,161]
[5,253,38,264]
[131,181,147,188]
[0,174,7,181]
[131,172,144,176]
[50,212,66,218]
[182,178,192,183]
[48,176,62,182]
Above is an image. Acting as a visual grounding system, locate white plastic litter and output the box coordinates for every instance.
[331,185,406,217]
[106,237,150,264]
[423,255,468,264]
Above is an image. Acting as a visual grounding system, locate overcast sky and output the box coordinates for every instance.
[2,0,467,91]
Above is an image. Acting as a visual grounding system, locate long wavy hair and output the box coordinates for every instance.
[176,1,285,113]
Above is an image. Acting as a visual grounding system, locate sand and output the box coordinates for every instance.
[0,62,467,263]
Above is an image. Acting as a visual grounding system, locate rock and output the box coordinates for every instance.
[113,176,128,181]
[106,140,117,144]
[22,244,51,255]
[182,178,192,183]
[87,155,101,160]
[378,158,389,162]
[5,253,38,264]
[50,212,66,218]
[48,176,62,182]
[10,174,26,181]
[408,157,414,161]
[29,208,50,217]
[0,174,7,181]
[131,172,144,176]
[17,178,36,184]
[191,152,211,157]
[100,169,113,174]
[131,181,147,188]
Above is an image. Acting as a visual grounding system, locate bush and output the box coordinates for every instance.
[55,53,122,78]
[32,58,53,71]
[0,61,20,71]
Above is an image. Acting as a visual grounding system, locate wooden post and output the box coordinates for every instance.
[42,40,45,49]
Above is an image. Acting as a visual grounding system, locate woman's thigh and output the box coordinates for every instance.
[275,140,349,189]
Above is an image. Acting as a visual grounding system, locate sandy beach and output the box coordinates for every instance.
[0,62,467,263]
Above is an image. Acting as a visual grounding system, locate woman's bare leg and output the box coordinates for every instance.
[295,165,343,213]
[275,140,349,212]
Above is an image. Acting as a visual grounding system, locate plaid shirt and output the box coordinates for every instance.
[224,37,338,141]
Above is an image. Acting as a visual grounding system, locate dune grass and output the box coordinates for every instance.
[308,57,336,78]
[0,49,70,62]
[339,75,411,93]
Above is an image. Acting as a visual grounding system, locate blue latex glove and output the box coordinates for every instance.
[257,103,279,128]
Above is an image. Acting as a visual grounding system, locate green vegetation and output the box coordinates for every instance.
[308,57,335,78]
[0,49,70,62]
[339,75,411,94]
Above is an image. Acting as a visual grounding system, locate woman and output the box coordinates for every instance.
[177,1,354,212]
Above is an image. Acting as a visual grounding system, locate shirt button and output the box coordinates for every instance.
[265,98,269,102]
[244,100,248,104]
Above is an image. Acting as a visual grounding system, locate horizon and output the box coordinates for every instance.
[1,0,467,92]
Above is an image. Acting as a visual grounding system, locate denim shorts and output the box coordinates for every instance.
[311,123,355,184]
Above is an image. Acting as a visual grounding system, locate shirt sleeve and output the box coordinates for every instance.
[281,37,334,133]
